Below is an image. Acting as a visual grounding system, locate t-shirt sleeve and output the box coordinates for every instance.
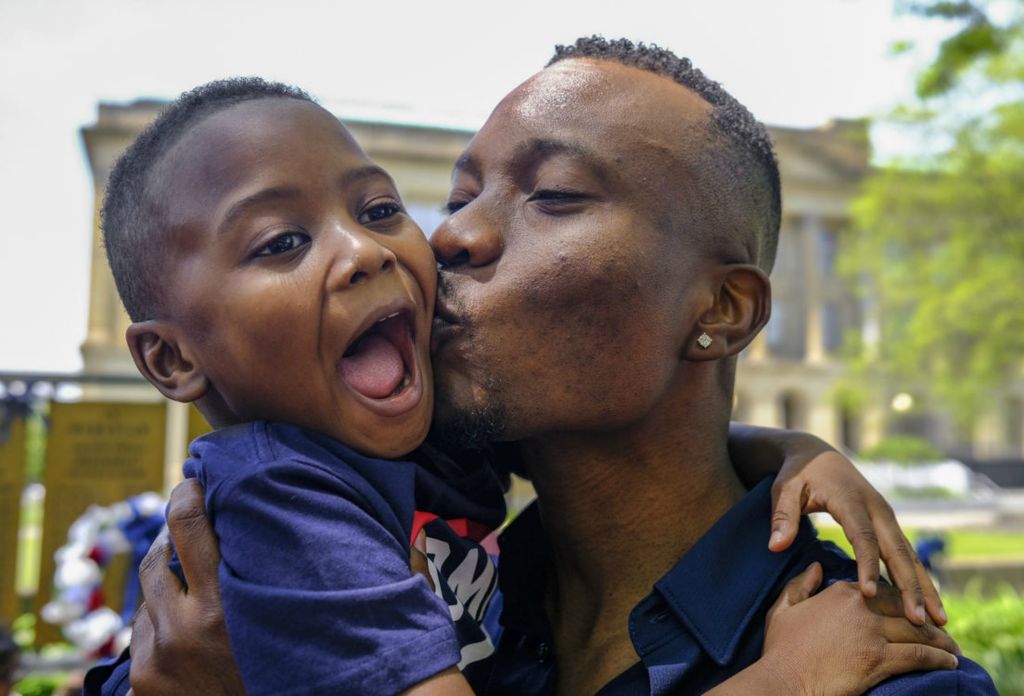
[203,458,461,696]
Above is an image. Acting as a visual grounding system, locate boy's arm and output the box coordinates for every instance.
[727,422,944,626]
[706,563,960,696]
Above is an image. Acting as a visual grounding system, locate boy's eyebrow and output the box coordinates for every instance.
[219,187,302,234]
[217,166,394,234]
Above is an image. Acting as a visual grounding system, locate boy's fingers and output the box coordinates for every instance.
[165,479,221,603]
[828,499,881,599]
[865,582,906,618]
[881,644,958,676]
[881,617,960,655]
[768,481,802,551]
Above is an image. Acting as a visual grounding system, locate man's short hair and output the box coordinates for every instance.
[548,37,781,272]
[102,77,314,322]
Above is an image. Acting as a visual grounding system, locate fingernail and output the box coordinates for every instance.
[769,531,784,548]
[938,607,948,623]
[916,606,927,624]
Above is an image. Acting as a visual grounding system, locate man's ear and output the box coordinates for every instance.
[684,264,770,361]
[126,321,209,403]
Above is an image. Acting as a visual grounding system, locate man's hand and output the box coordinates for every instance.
[127,479,244,696]
[758,563,958,696]
[709,563,958,696]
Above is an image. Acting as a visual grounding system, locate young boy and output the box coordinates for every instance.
[88,78,954,696]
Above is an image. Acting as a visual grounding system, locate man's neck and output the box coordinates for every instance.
[518,374,748,694]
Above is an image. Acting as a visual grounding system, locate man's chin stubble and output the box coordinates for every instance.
[429,386,507,452]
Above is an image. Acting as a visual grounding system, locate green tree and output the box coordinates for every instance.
[842,0,1024,426]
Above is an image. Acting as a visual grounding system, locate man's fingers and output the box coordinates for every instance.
[878,531,928,625]
[129,604,155,691]
[768,481,802,552]
[865,582,906,618]
[165,479,221,602]
[827,498,881,599]
[137,527,178,635]
[766,562,822,623]
[880,643,958,677]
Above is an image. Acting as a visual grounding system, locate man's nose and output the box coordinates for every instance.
[327,228,397,289]
[431,208,503,268]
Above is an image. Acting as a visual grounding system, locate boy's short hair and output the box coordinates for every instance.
[102,77,315,322]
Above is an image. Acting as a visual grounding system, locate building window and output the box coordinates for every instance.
[817,228,839,277]
[839,405,861,454]
[779,391,805,430]
[823,302,843,353]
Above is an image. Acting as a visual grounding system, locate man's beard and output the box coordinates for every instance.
[429,375,508,452]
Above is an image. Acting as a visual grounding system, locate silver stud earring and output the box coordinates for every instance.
[697,332,713,349]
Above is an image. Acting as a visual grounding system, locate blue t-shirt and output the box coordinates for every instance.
[84,422,506,696]
[476,477,998,695]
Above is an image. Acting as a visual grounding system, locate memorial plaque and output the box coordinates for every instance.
[0,411,26,626]
[35,401,166,645]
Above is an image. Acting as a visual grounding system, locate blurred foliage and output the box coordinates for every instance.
[816,526,1024,559]
[841,0,1024,426]
[944,585,1024,694]
[859,434,945,462]
[13,673,64,696]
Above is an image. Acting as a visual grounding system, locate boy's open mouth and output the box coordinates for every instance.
[339,311,415,400]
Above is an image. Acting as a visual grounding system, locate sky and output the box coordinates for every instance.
[0,0,951,373]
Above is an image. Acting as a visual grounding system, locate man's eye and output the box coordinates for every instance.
[254,231,310,257]
[444,199,468,215]
[529,189,582,202]
[359,201,403,224]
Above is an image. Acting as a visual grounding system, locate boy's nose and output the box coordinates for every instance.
[328,230,397,289]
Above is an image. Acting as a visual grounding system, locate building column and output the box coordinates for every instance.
[801,215,825,364]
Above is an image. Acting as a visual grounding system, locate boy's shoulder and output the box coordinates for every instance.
[184,422,417,503]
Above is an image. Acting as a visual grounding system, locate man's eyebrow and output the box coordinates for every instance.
[511,137,610,173]
[452,153,482,180]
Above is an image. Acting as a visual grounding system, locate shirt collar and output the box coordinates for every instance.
[652,477,819,665]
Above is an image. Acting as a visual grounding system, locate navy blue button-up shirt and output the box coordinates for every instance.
[473,478,997,695]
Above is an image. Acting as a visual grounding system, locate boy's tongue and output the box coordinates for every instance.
[339,334,405,399]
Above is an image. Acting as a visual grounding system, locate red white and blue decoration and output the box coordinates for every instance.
[41,492,166,657]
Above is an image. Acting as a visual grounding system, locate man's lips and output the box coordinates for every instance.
[431,297,465,353]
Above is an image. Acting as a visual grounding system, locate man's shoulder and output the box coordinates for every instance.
[867,656,998,694]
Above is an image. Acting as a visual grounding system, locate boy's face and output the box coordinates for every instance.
[155,98,436,458]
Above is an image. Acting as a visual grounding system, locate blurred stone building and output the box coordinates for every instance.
[79,101,1024,479]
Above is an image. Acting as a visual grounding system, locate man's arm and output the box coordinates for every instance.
[727,422,945,626]
[127,481,242,696]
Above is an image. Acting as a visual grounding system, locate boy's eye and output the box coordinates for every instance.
[254,231,310,257]
[359,201,403,224]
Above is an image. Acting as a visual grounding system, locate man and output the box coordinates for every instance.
[115,38,994,695]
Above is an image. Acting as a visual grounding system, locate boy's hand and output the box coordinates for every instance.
[763,429,945,626]
[746,563,958,696]
[127,479,243,696]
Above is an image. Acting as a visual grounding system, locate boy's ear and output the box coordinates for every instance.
[683,264,771,362]
[126,321,209,403]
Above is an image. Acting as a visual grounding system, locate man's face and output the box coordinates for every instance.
[157,99,437,458]
[430,59,719,444]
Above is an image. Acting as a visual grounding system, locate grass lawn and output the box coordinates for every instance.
[815,525,1024,562]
